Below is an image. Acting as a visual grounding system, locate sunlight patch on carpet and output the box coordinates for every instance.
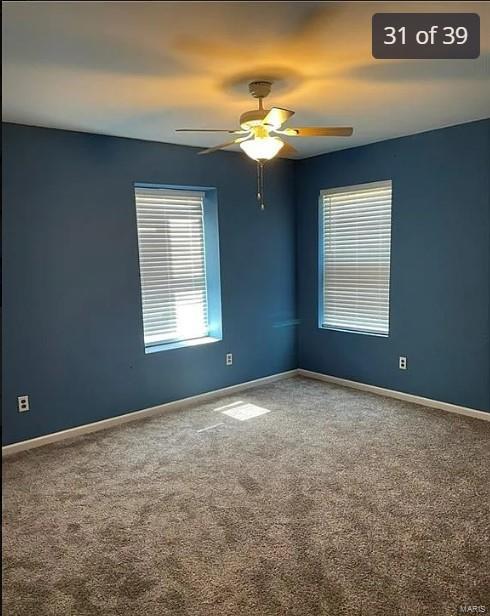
[218,401,271,421]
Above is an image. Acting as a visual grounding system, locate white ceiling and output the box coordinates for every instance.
[2,1,490,159]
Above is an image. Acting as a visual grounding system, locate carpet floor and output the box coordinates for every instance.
[3,376,490,615]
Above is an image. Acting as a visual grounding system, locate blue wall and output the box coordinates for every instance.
[2,123,297,445]
[3,119,489,445]
[296,119,490,412]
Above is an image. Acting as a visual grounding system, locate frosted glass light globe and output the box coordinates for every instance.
[240,137,284,161]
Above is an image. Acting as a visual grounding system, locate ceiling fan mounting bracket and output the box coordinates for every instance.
[249,81,272,100]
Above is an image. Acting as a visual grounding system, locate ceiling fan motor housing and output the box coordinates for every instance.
[240,109,269,131]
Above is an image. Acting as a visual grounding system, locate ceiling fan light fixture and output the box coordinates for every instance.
[240,136,284,161]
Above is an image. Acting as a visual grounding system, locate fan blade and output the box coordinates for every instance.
[287,127,353,137]
[263,107,295,129]
[198,139,241,155]
[278,142,299,158]
[176,128,243,133]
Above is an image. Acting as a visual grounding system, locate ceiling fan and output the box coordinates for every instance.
[176,80,353,208]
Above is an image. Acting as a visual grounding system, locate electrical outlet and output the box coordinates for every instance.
[399,356,407,370]
[17,395,30,412]
[226,353,233,366]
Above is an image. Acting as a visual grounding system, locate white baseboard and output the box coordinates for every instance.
[4,368,488,457]
[2,370,298,457]
[298,369,490,423]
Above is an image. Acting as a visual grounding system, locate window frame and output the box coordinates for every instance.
[134,183,222,353]
[318,180,393,337]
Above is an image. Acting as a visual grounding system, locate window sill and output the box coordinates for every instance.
[319,325,389,338]
[145,336,222,354]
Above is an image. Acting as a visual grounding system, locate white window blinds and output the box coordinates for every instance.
[320,180,392,335]
[134,187,209,347]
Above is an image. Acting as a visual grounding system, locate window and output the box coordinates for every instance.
[319,180,392,336]
[134,185,222,350]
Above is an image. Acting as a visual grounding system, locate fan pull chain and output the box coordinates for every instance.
[256,161,265,210]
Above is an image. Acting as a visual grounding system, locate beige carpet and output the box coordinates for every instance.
[3,377,490,615]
